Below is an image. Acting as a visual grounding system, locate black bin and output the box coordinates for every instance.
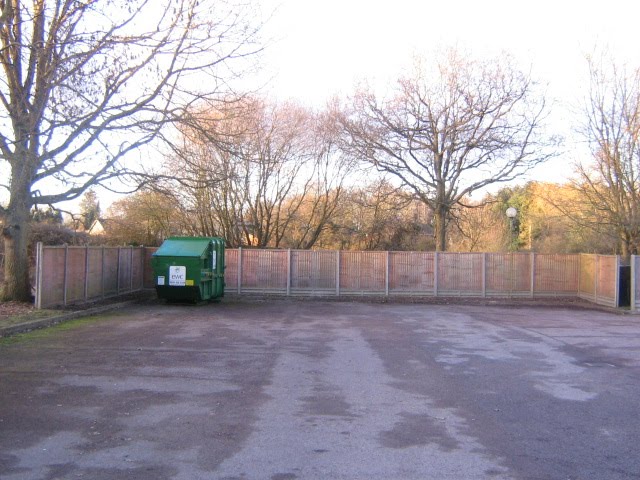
[618,265,631,308]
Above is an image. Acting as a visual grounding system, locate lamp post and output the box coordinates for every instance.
[505,207,518,251]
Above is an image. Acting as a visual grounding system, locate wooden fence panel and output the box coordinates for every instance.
[35,245,146,308]
[486,253,530,296]
[439,252,484,295]
[39,247,65,308]
[291,250,337,294]
[241,249,288,293]
[578,254,618,307]
[389,252,434,294]
[225,249,239,292]
[340,251,386,293]
[102,248,119,296]
[35,245,623,308]
[216,249,614,302]
[86,248,104,298]
[579,254,596,299]
[143,247,158,288]
[117,247,132,293]
[534,254,579,295]
[131,248,144,291]
[597,255,618,307]
[65,247,87,303]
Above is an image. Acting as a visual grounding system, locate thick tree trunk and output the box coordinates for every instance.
[620,236,629,258]
[434,205,447,252]
[2,157,34,302]
[620,230,635,260]
[2,204,31,302]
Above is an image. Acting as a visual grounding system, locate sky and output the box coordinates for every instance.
[49,0,640,211]
[256,0,640,183]
[260,0,639,101]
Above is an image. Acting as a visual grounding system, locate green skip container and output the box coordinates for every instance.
[151,237,225,302]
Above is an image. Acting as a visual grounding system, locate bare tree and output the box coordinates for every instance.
[280,109,354,249]
[0,0,261,300]
[339,50,555,251]
[105,190,180,246]
[574,55,640,256]
[160,112,243,243]
[314,179,431,251]
[164,98,351,249]
[449,200,502,252]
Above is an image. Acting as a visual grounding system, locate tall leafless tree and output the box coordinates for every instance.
[280,108,354,249]
[574,55,640,256]
[449,199,502,252]
[165,98,351,249]
[0,0,261,300]
[339,50,556,251]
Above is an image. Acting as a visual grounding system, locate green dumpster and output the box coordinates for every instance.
[151,237,225,302]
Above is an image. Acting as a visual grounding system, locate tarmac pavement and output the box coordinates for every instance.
[0,299,639,479]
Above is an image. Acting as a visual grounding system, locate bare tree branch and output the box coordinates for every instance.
[0,0,263,300]
[339,49,557,251]
[573,53,640,256]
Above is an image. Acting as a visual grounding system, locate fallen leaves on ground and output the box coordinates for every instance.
[0,301,36,319]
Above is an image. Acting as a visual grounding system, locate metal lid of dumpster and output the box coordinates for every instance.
[152,237,211,258]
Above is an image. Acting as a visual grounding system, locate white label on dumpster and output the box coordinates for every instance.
[157,276,165,286]
[211,251,217,270]
[169,266,186,286]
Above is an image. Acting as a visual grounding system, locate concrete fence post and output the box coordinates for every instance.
[237,247,242,295]
[385,251,390,296]
[594,255,599,304]
[509,253,514,298]
[101,247,106,298]
[336,250,340,296]
[129,247,134,292]
[63,244,69,306]
[434,252,439,297]
[116,247,121,295]
[287,249,292,296]
[84,245,90,301]
[530,252,535,298]
[35,242,44,309]
[140,247,146,290]
[577,254,581,297]
[482,253,487,298]
[614,255,620,308]
[632,255,637,312]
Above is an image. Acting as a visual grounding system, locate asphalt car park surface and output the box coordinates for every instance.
[1,299,639,479]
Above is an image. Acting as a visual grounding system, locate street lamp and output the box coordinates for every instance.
[505,207,518,251]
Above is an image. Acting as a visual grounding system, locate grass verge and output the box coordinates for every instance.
[0,307,63,329]
[0,315,106,346]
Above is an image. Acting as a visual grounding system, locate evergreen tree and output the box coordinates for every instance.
[79,191,101,231]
